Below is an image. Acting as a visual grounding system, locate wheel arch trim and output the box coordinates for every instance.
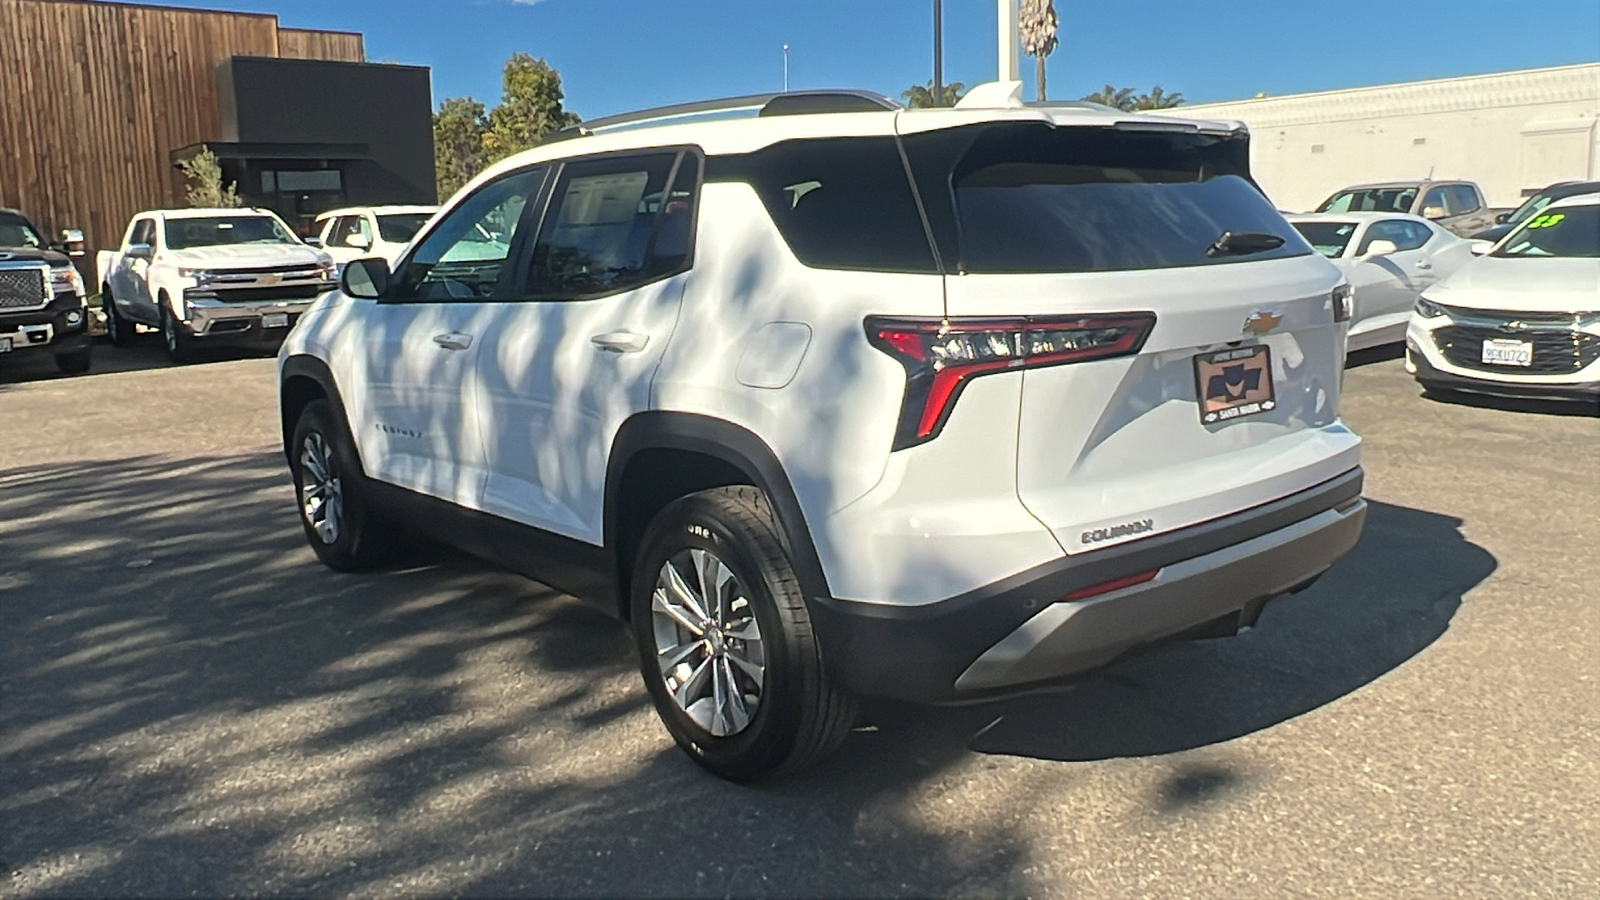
[279,354,366,477]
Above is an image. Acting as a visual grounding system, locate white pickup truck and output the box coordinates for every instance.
[97,208,336,362]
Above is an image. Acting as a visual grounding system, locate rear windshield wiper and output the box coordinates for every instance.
[1206,231,1286,258]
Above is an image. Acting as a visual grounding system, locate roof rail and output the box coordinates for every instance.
[544,90,901,143]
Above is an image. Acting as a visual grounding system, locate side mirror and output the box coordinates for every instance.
[61,229,86,257]
[1363,239,1399,258]
[1495,212,1510,224]
[341,257,391,299]
[1468,240,1493,257]
[349,232,373,250]
[304,237,324,248]
[126,243,153,259]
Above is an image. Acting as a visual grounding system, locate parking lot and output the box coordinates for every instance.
[2,339,1596,898]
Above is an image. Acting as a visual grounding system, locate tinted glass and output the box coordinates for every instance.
[1507,192,1553,226]
[1319,187,1416,214]
[1495,206,1600,259]
[526,152,697,298]
[1420,187,1449,218]
[165,216,297,249]
[376,213,432,244]
[328,216,368,248]
[393,167,545,302]
[130,219,156,247]
[0,213,43,249]
[1447,184,1481,214]
[1403,221,1436,248]
[912,125,1306,274]
[1293,222,1357,258]
[708,137,936,273]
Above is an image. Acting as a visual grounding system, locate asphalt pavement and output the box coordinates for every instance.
[2,339,1596,898]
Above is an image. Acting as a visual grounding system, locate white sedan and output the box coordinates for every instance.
[1406,192,1600,407]
[1288,213,1476,351]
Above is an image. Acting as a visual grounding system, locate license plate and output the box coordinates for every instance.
[0,337,11,353]
[1481,338,1532,367]
[1194,345,1276,425]
[261,313,289,329]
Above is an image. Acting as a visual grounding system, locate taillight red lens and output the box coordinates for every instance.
[865,313,1156,449]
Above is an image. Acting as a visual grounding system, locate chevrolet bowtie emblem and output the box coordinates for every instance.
[1243,310,1284,335]
[259,273,282,286]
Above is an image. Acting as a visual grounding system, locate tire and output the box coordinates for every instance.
[289,399,394,572]
[159,296,194,363]
[54,346,92,374]
[102,289,134,348]
[630,486,857,782]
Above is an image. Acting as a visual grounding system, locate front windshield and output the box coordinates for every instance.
[1505,192,1553,227]
[1317,187,1417,214]
[376,213,431,244]
[0,214,45,249]
[165,216,298,250]
[1493,206,1600,258]
[1292,221,1357,258]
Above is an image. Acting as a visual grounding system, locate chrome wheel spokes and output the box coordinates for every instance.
[652,547,765,737]
[299,432,343,544]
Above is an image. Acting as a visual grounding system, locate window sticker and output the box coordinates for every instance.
[1526,213,1566,229]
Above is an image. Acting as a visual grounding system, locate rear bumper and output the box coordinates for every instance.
[809,467,1366,703]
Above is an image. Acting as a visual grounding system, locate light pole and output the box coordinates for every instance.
[933,0,943,106]
[783,44,790,92]
[997,0,1019,82]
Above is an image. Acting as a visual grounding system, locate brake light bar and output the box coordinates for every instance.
[865,313,1156,449]
[1063,569,1160,601]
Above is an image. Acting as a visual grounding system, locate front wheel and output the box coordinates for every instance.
[159,300,195,363]
[290,399,394,571]
[630,486,857,782]
[54,346,92,374]
[102,290,133,348]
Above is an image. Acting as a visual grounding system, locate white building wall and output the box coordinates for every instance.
[1182,64,1600,213]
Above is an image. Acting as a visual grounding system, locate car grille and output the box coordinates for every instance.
[1433,320,1600,375]
[0,267,48,310]
[208,263,325,277]
[188,284,327,303]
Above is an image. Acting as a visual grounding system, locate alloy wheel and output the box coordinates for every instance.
[651,548,766,737]
[299,431,343,544]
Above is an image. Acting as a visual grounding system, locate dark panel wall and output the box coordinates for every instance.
[0,0,364,255]
[222,57,436,207]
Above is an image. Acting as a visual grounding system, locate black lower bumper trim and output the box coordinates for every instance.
[808,467,1365,703]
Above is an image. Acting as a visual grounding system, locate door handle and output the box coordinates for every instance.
[1415,261,1433,270]
[591,331,649,353]
[432,332,473,350]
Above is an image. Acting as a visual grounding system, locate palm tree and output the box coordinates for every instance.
[1018,0,1058,102]
[902,81,966,109]
[1081,84,1137,111]
[1134,86,1186,110]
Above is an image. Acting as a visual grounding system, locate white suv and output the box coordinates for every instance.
[278,85,1367,781]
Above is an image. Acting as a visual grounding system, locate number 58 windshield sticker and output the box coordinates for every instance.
[1526,213,1566,229]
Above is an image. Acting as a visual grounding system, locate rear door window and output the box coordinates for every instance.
[905,124,1309,274]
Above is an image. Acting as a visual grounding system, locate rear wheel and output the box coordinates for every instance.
[290,399,393,571]
[102,289,133,348]
[54,346,92,374]
[630,486,857,782]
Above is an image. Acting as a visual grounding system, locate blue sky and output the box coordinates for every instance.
[137,0,1600,116]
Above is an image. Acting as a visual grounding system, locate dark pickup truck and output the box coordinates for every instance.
[0,208,92,375]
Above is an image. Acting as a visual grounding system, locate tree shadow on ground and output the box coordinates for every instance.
[0,454,1491,897]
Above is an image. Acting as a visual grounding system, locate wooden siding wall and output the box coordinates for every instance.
[0,0,363,258]
[278,27,363,63]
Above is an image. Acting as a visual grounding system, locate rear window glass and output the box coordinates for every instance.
[707,138,937,273]
[376,213,431,244]
[905,125,1309,274]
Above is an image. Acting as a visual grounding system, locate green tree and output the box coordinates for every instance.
[433,96,490,200]
[901,80,966,108]
[1081,84,1138,111]
[177,147,241,208]
[1019,0,1058,102]
[484,53,582,161]
[1133,85,1186,110]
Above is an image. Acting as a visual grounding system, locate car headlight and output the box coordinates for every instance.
[50,266,85,296]
[177,267,213,282]
[317,261,338,282]
[1414,297,1449,319]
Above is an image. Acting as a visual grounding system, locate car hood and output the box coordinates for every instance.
[0,246,73,268]
[1424,256,1600,313]
[163,244,328,269]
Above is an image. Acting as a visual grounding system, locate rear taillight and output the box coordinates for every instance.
[865,313,1156,449]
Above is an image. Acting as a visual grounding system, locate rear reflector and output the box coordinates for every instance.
[865,313,1156,449]
[1063,569,1160,601]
